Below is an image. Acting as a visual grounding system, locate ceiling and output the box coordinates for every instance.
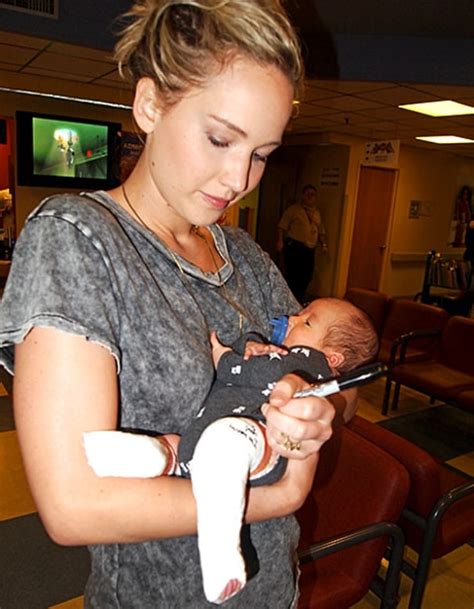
[1,27,474,158]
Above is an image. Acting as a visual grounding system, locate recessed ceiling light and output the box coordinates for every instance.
[416,135,474,144]
[399,100,474,117]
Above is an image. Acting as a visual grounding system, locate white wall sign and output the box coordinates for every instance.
[364,140,400,166]
[320,167,341,187]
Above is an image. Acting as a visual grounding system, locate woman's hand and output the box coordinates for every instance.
[261,373,335,460]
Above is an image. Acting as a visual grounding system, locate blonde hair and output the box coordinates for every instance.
[114,0,304,106]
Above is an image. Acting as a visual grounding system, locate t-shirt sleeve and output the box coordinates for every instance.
[0,213,121,374]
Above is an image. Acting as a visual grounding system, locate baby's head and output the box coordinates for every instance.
[284,298,378,374]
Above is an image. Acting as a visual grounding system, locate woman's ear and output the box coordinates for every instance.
[133,77,161,134]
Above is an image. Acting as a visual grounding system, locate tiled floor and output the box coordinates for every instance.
[0,372,472,608]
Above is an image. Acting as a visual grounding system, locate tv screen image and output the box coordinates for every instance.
[16,111,121,189]
[33,117,109,180]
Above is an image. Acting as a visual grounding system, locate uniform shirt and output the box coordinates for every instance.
[0,191,301,609]
[278,202,326,249]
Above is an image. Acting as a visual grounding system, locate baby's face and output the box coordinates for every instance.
[284,300,336,350]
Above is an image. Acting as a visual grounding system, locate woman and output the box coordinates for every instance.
[0,1,355,607]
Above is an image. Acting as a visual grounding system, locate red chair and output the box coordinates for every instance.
[344,287,391,336]
[378,299,448,414]
[348,415,474,609]
[454,388,474,413]
[296,426,410,609]
[389,315,474,412]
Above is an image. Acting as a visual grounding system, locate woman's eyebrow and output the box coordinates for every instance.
[209,114,247,137]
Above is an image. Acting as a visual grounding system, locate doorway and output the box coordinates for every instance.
[257,143,349,296]
[346,166,397,291]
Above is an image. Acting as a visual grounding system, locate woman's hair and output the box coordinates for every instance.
[114,0,304,106]
[320,299,379,374]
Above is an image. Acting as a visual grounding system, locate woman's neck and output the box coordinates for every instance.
[110,181,224,274]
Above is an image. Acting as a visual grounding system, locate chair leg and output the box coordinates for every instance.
[407,553,433,609]
[391,383,401,411]
[382,375,392,416]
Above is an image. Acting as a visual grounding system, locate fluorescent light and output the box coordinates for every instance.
[416,135,474,144]
[0,86,132,110]
[399,100,474,117]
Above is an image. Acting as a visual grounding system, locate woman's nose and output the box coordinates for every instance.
[220,152,252,194]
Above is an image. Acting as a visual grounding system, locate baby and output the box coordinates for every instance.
[84,297,378,603]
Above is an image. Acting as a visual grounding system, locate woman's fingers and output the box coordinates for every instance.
[261,373,335,458]
[263,405,333,458]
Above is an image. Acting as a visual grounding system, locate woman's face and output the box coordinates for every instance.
[139,56,294,227]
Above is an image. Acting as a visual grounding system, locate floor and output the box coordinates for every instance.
[0,370,473,608]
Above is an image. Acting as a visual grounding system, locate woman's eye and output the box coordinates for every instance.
[252,151,268,164]
[208,135,229,148]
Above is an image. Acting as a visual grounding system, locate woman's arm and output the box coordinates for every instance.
[14,327,199,545]
[14,327,333,545]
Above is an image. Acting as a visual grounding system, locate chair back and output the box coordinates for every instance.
[348,415,441,515]
[348,415,474,557]
[344,287,391,337]
[296,426,409,609]
[439,315,474,374]
[379,299,448,363]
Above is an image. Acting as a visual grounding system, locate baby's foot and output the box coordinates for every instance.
[217,579,244,604]
[198,541,246,604]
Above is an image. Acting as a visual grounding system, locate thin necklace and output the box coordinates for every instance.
[122,184,188,275]
[121,184,245,334]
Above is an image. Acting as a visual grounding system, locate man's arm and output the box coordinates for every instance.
[276,227,286,253]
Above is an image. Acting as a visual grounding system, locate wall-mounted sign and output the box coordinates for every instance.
[320,167,341,187]
[364,140,400,166]
[409,199,433,219]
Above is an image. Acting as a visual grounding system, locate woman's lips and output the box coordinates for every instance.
[202,192,231,210]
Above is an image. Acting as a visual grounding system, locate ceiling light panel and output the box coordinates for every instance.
[400,100,474,117]
[416,135,474,144]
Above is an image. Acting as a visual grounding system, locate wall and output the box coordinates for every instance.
[330,133,474,297]
[0,118,13,189]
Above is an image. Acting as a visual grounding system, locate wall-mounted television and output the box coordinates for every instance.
[16,111,121,189]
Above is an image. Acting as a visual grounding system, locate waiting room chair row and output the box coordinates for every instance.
[344,288,474,414]
[296,417,474,609]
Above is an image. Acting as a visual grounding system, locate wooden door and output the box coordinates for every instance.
[346,166,397,291]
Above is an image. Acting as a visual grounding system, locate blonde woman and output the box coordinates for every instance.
[0,2,356,607]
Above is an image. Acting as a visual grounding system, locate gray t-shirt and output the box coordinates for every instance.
[0,191,302,608]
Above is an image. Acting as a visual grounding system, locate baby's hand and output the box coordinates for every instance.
[210,331,232,368]
[243,341,288,361]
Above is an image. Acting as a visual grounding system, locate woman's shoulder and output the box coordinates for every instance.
[27,191,120,226]
[219,224,262,253]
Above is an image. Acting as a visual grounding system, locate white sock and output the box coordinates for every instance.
[83,431,175,478]
[190,417,267,604]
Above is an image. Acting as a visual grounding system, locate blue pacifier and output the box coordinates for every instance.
[270,315,289,345]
